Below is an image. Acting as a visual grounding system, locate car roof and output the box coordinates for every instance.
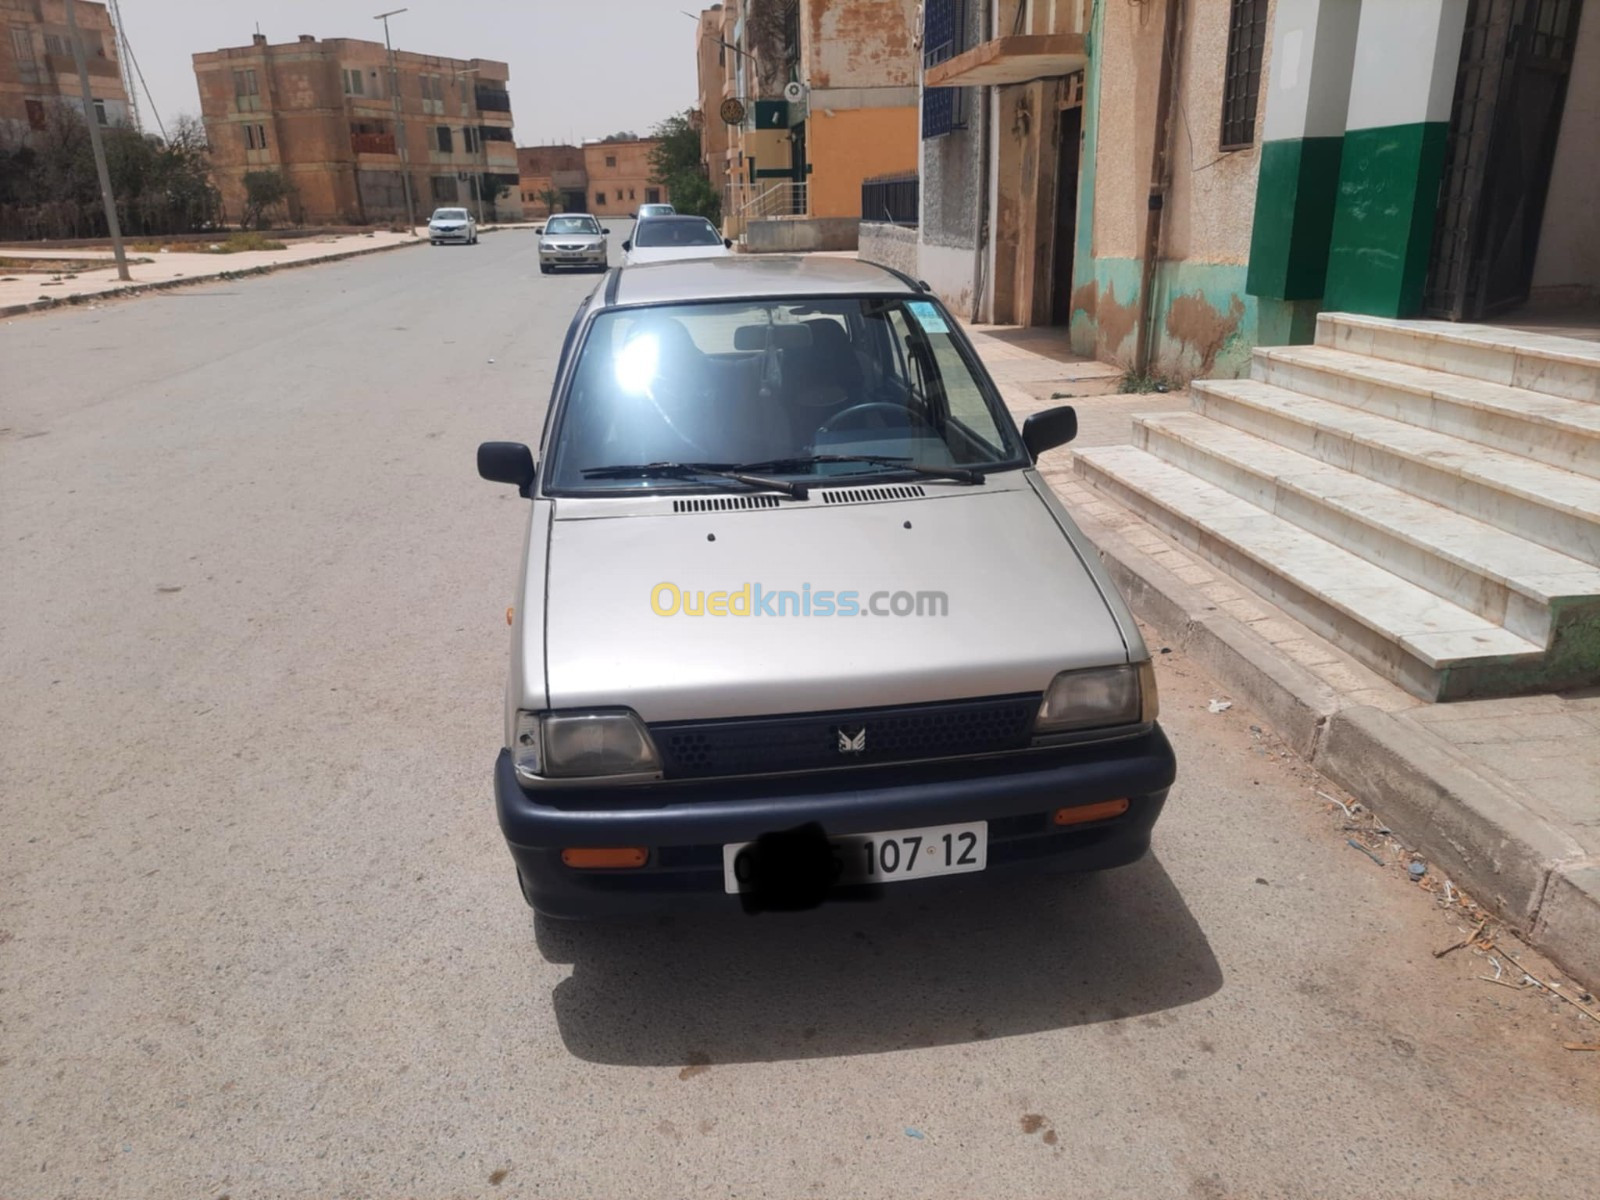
[547,212,598,220]
[604,255,921,308]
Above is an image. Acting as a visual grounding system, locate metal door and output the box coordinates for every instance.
[1424,0,1585,319]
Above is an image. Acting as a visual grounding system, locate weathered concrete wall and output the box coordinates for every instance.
[803,0,919,89]
[0,0,130,139]
[745,216,860,252]
[858,221,918,277]
[1531,0,1600,298]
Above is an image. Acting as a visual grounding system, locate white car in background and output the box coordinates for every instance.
[428,207,477,245]
[621,215,734,266]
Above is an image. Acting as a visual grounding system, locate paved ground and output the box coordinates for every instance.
[3,236,1598,1198]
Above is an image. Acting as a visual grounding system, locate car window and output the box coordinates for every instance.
[545,216,599,234]
[433,209,468,220]
[545,297,1022,493]
[634,220,722,248]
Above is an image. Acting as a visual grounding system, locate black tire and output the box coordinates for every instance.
[539,263,551,275]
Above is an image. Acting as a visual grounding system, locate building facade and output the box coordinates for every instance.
[517,144,586,216]
[582,138,665,218]
[899,0,1598,380]
[697,0,920,240]
[1,0,131,143]
[193,33,522,227]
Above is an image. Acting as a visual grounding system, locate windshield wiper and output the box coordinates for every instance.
[731,454,985,485]
[579,461,808,499]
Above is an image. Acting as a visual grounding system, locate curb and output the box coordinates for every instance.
[0,234,428,319]
[1061,483,1599,992]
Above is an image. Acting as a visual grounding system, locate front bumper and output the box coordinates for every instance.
[494,725,1176,917]
[431,228,472,242]
[539,246,606,267]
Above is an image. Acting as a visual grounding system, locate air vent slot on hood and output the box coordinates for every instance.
[672,494,783,513]
[819,484,927,505]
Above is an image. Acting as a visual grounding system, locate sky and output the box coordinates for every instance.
[112,0,702,144]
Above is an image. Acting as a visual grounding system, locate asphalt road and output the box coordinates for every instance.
[3,231,1598,1199]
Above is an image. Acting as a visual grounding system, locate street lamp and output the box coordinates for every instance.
[373,8,417,234]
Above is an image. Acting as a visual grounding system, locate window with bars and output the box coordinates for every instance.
[921,0,970,139]
[1219,0,1268,150]
[435,126,453,153]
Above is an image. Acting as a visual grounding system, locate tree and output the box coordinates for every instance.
[600,130,639,143]
[648,110,720,225]
[536,186,562,215]
[241,169,292,230]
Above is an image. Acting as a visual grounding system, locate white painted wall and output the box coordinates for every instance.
[1532,0,1600,293]
[1262,0,1362,142]
[1343,0,1469,131]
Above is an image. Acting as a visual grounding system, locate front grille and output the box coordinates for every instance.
[556,243,588,250]
[651,694,1041,780]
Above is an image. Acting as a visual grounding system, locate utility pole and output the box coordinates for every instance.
[65,0,129,280]
[374,8,417,234]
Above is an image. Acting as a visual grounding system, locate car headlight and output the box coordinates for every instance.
[512,709,661,781]
[1033,662,1158,736]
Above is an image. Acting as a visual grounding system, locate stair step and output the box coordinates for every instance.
[1135,411,1600,643]
[1254,344,1600,479]
[1317,312,1600,403]
[1192,378,1600,566]
[1073,445,1544,701]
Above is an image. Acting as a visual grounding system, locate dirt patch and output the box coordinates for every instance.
[1096,282,1139,361]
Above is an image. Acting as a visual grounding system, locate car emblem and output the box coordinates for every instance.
[837,727,866,754]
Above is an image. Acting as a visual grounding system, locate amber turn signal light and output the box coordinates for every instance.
[561,847,648,869]
[1053,798,1130,826]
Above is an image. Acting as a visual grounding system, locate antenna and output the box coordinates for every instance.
[104,0,141,132]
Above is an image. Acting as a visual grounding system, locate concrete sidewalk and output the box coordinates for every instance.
[0,228,428,317]
[966,322,1600,992]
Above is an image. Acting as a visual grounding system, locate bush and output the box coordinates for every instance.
[213,231,287,253]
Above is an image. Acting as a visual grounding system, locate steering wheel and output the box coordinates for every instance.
[815,402,916,439]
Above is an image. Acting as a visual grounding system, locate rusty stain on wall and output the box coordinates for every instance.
[1096,282,1140,361]
[1165,291,1245,376]
[1071,278,1098,319]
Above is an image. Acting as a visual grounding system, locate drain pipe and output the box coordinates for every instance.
[1134,0,1184,377]
[971,1,993,324]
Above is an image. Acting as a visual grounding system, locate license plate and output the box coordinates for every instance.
[722,820,987,894]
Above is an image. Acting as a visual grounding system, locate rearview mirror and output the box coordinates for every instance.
[478,441,537,497]
[603,228,611,235]
[533,225,544,234]
[1022,406,1078,458]
[622,240,632,251]
[724,238,733,248]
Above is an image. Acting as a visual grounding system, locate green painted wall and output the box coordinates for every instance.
[1247,135,1345,301]
[1324,121,1449,317]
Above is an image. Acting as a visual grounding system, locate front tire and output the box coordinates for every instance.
[539,263,551,275]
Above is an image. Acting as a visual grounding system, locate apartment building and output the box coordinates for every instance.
[517,144,585,216]
[193,32,522,227]
[583,138,665,218]
[1,0,131,143]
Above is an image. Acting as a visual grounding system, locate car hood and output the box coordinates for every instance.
[542,486,1128,722]
[543,233,603,245]
[626,245,731,264]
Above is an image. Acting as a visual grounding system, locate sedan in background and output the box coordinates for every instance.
[621,215,734,266]
[539,214,610,274]
[428,207,477,245]
[634,202,676,220]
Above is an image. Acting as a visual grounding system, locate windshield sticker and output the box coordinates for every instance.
[908,301,949,334]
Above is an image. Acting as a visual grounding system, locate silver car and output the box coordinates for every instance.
[477,257,1175,918]
[428,206,477,245]
[538,213,609,274]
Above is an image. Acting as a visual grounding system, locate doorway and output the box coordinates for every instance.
[1424,0,1586,319]
[1051,106,1083,326]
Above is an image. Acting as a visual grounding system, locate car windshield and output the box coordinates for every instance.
[545,216,599,234]
[634,219,722,248]
[433,209,468,221]
[546,296,1024,493]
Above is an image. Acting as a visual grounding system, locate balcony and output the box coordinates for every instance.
[351,132,397,155]
[923,33,1086,88]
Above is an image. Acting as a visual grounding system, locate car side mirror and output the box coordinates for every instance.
[622,240,632,251]
[1022,406,1078,458]
[603,227,612,235]
[478,441,537,497]
[724,238,733,248]
[533,225,544,234]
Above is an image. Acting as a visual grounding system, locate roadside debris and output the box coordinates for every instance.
[904,1127,925,1140]
[1207,699,1232,713]
[1408,861,1427,881]
[1565,1043,1600,1052]
[1346,838,1386,867]
[1433,920,1487,959]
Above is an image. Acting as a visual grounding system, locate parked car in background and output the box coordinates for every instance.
[539,214,609,274]
[621,215,734,266]
[476,256,1176,918]
[428,207,477,245]
[634,202,676,220]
